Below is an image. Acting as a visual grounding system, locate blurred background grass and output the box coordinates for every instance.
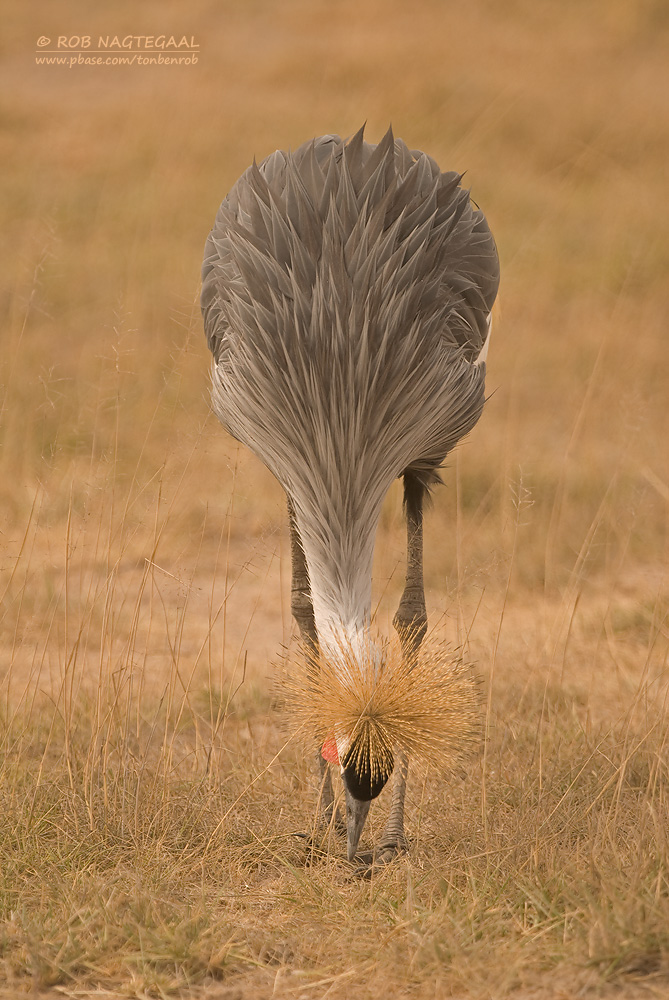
[1,0,669,996]
[2,0,668,589]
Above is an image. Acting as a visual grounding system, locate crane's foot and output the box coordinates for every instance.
[352,839,408,877]
[295,808,346,866]
[302,836,334,866]
[320,801,346,833]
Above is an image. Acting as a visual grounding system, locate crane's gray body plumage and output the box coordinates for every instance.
[202,127,499,654]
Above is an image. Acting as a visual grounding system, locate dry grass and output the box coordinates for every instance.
[1,0,669,996]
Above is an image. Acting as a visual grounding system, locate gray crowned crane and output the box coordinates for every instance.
[201,126,499,865]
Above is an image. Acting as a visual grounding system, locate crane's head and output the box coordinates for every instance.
[322,729,394,860]
[284,636,481,863]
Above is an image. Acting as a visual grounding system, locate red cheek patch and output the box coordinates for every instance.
[321,735,340,764]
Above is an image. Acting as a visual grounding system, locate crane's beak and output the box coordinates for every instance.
[345,785,371,861]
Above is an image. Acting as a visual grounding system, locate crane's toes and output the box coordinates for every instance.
[352,841,408,878]
[320,806,346,838]
[295,815,346,866]
[293,832,331,866]
[304,839,331,866]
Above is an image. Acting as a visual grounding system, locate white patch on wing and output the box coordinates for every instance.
[474,313,493,366]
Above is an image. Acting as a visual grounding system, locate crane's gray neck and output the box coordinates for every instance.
[290,492,383,658]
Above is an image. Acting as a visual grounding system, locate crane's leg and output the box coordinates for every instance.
[375,473,428,865]
[287,495,318,654]
[287,496,342,839]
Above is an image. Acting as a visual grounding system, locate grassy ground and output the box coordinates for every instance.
[2,0,669,996]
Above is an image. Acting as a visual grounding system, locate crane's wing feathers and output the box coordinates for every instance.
[201,126,499,501]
